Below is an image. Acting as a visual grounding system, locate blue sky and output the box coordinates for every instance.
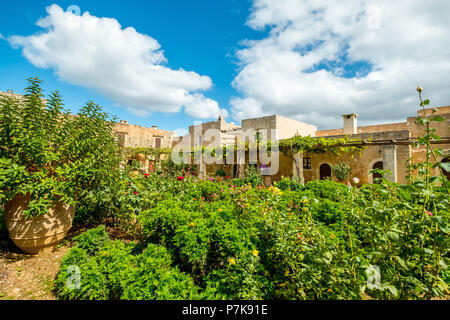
[0,0,260,132]
[1,0,449,131]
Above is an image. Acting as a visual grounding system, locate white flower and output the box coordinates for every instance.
[352,177,360,184]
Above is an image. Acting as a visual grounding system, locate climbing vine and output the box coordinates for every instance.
[279,135,366,156]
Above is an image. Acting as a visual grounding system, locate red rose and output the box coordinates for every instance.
[144,173,149,177]
[177,176,185,181]
[134,191,138,195]
[225,176,230,179]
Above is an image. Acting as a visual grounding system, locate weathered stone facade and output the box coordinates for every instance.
[115,120,174,149]
[176,106,449,185]
[298,106,450,185]
[3,89,448,184]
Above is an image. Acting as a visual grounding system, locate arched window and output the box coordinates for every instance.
[319,163,332,180]
[372,161,383,182]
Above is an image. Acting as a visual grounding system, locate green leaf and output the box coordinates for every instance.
[439,162,450,173]
[384,284,398,297]
[394,256,408,270]
[431,115,444,122]
[439,259,448,269]
[386,231,399,241]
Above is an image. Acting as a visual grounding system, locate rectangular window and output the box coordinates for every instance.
[303,157,312,169]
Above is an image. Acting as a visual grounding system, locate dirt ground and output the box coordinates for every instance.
[0,224,133,300]
[0,235,72,300]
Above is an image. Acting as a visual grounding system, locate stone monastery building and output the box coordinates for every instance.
[1,89,448,185]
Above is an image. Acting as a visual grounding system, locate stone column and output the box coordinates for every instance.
[236,149,246,178]
[198,163,207,180]
[292,152,305,185]
[382,145,397,183]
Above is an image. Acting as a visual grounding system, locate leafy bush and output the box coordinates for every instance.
[0,78,121,218]
[54,226,207,300]
[332,162,352,181]
[305,180,350,202]
[244,165,263,187]
[275,176,304,191]
[55,174,449,300]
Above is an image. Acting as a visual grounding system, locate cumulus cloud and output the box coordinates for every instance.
[174,128,189,137]
[231,0,450,129]
[8,4,227,119]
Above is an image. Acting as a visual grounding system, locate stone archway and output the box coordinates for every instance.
[372,161,384,182]
[319,163,332,180]
[368,158,383,183]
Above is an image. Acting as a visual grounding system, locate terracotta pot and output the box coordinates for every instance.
[5,194,75,254]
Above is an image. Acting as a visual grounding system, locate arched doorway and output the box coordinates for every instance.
[372,161,383,182]
[319,163,332,180]
[443,157,450,180]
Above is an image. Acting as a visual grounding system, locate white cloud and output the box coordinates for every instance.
[231,0,450,129]
[174,128,188,137]
[8,4,227,119]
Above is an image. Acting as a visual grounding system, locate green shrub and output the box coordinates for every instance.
[54,227,206,300]
[0,78,121,218]
[305,180,350,202]
[275,176,304,191]
[55,174,449,300]
[332,163,352,181]
[120,244,204,300]
[72,225,110,255]
[244,165,263,187]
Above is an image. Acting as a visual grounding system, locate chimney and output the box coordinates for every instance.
[342,113,358,134]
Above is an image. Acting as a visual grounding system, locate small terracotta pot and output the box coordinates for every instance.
[5,194,75,255]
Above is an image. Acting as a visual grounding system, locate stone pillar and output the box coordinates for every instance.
[236,150,246,178]
[292,152,305,185]
[382,145,397,183]
[198,163,207,180]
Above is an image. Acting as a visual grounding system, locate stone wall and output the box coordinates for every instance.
[317,122,409,136]
[114,122,174,149]
[241,115,317,141]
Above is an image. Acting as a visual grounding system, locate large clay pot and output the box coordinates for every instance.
[5,194,75,254]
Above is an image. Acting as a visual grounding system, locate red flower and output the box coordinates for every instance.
[177,176,185,181]
[225,176,230,179]
[144,173,149,177]
[427,211,433,216]
[134,191,138,195]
